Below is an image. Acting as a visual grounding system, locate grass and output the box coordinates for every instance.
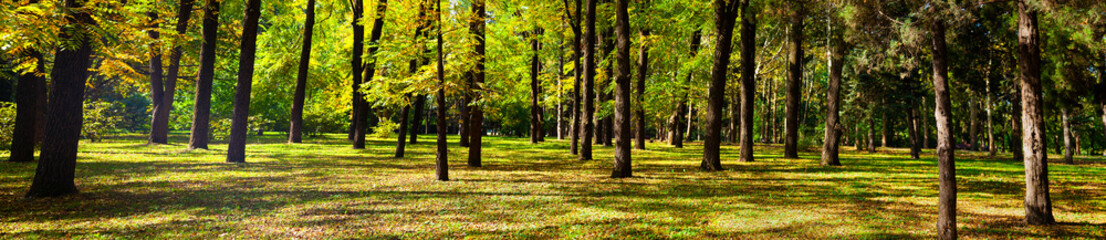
[1,132,1104,239]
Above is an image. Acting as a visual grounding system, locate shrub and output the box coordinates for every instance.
[370,118,397,139]
[83,101,122,142]
[0,103,16,150]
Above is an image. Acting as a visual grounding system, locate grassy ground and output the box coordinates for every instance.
[1,133,1104,239]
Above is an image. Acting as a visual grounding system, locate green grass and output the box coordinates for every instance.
[2,133,1104,239]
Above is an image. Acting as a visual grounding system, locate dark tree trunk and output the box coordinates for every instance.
[881,112,889,148]
[148,10,167,144]
[225,0,263,163]
[355,0,388,147]
[738,2,756,163]
[821,24,843,166]
[530,29,543,144]
[349,0,365,142]
[396,95,411,158]
[161,0,194,144]
[783,1,803,158]
[909,108,921,159]
[611,0,632,178]
[702,0,740,171]
[289,0,316,143]
[969,96,979,151]
[634,28,649,150]
[1011,89,1023,161]
[567,0,582,155]
[189,0,220,150]
[434,0,448,181]
[1061,107,1073,164]
[578,0,597,161]
[410,95,426,144]
[867,111,875,153]
[1017,1,1055,225]
[9,49,45,162]
[931,21,957,240]
[468,0,486,166]
[25,0,94,198]
[669,95,687,148]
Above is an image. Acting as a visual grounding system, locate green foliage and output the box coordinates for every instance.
[369,118,397,139]
[82,101,123,142]
[0,103,15,150]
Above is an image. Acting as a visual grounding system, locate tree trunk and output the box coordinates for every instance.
[530,29,543,144]
[1061,107,1073,164]
[821,22,843,166]
[349,0,365,142]
[410,95,426,144]
[881,111,889,148]
[225,0,263,163]
[931,21,957,240]
[1017,1,1055,225]
[355,0,389,147]
[460,70,471,146]
[578,0,597,161]
[909,108,921,159]
[568,0,582,155]
[154,0,195,144]
[289,0,315,143]
[396,95,411,158]
[783,1,803,158]
[611,0,632,178]
[434,0,448,181]
[923,96,930,149]
[558,42,566,140]
[634,28,649,150]
[738,2,756,163]
[468,0,486,166]
[702,0,739,171]
[189,0,220,150]
[9,49,45,162]
[867,111,875,153]
[147,9,168,144]
[25,0,94,198]
[969,96,979,151]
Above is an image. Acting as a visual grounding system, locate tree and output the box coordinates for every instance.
[530,28,544,144]
[566,0,582,155]
[189,0,221,150]
[159,0,195,144]
[9,49,45,162]
[931,20,957,240]
[288,0,316,143]
[350,0,367,148]
[782,0,803,159]
[358,0,389,144]
[397,3,429,158]
[737,0,756,163]
[1060,107,1073,164]
[578,0,597,161]
[611,0,632,178]
[434,0,448,181]
[702,0,741,171]
[26,0,95,198]
[821,13,843,166]
[147,7,167,144]
[468,0,486,167]
[225,0,263,163]
[633,0,650,150]
[1017,0,1055,225]
[670,30,700,149]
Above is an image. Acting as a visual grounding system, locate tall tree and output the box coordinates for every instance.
[611,0,632,178]
[410,95,426,143]
[225,0,263,163]
[702,0,741,171]
[530,29,544,144]
[468,0,486,166]
[434,0,448,181]
[160,0,195,144]
[358,0,389,145]
[821,15,843,166]
[350,0,367,148]
[737,0,756,163]
[147,7,167,144]
[9,49,45,162]
[633,1,650,150]
[1060,107,1073,164]
[397,3,429,157]
[289,0,316,143]
[670,31,700,148]
[189,0,220,150]
[931,20,957,240]
[782,0,803,158]
[25,0,95,198]
[1017,0,1054,225]
[578,0,597,161]
[565,0,582,155]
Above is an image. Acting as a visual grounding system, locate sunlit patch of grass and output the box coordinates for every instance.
[1,132,1104,239]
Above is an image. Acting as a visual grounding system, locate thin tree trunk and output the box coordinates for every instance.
[468,0,486,166]
[783,1,803,158]
[568,0,582,155]
[348,0,365,142]
[702,0,739,171]
[931,21,957,240]
[821,21,843,166]
[881,110,889,148]
[156,0,195,144]
[558,41,565,140]
[1017,1,1055,225]
[969,95,979,151]
[189,0,220,150]
[434,0,448,181]
[9,49,45,162]
[867,111,875,153]
[634,28,649,150]
[148,9,167,144]
[909,108,921,159]
[225,0,263,163]
[289,0,315,143]
[611,0,632,178]
[355,0,389,147]
[410,95,426,144]
[738,2,756,162]
[531,29,543,144]
[670,93,688,148]
[1061,107,1073,164]
[578,0,597,161]
[396,95,411,158]
[26,0,94,198]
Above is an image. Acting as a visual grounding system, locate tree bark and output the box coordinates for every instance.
[611,0,632,178]
[702,0,739,171]
[1017,0,1055,225]
[578,0,597,161]
[468,0,486,166]
[410,95,426,144]
[1061,107,1073,164]
[969,96,980,151]
[932,21,957,240]
[395,95,411,158]
[669,94,687,148]
[909,108,921,159]
[783,1,803,158]
[26,0,94,197]
[821,23,843,166]
[289,0,315,143]
[189,0,220,150]
[634,28,649,150]
[9,49,45,162]
[355,0,389,147]
[738,2,756,163]
[530,29,543,144]
[349,0,365,142]
[867,111,875,153]
[225,0,263,163]
[568,0,582,155]
[434,0,448,181]
[148,9,167,144]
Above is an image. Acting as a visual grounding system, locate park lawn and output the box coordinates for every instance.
[1,133,1104,239]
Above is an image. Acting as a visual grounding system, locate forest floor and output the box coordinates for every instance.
[1,133,1105,239]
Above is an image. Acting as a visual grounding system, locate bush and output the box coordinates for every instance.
[0,103,16,150]
[370,118,397,139]
[83,101,122,142]
[304,103,348,137]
